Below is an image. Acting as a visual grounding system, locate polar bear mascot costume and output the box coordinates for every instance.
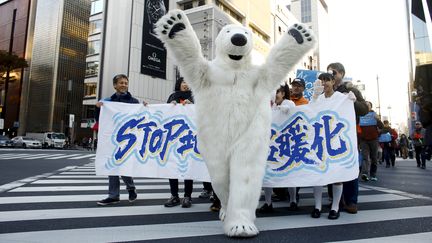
[156,10,316,237]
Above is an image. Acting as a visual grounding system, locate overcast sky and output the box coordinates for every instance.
[323,0,412,129]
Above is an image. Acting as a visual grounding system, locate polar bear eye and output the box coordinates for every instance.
[226,30,230,33]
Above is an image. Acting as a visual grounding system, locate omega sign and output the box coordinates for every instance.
[141,0,169,79]
[148,52,161,63]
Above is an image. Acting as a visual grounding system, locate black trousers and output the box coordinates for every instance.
[169,179,193,197]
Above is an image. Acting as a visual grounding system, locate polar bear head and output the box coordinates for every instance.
[215,24,253,63]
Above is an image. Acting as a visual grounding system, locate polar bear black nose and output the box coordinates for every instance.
[231,34,247,46]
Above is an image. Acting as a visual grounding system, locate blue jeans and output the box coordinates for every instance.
[343,178,358,205]
[108,176,135,199]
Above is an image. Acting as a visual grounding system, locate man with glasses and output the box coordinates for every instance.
[411,121,427,169]
[327,62,369,214]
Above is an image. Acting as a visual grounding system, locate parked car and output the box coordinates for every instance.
[11,136,42,149]
[26,132,66,149]
[0,135,13,147]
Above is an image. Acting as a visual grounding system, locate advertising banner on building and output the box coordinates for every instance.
[96,96,359,187]
[141,0,169,79]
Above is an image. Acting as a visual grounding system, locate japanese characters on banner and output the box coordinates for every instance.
[96,95,358,187]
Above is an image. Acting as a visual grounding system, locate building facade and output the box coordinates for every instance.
[81,0,317,132]
[23,0,90,142]
[289,0,329,71]
[0,0,31,137]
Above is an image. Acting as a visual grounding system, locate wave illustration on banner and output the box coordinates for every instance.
[96,95,359,187]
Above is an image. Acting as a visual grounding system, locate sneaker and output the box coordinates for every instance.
[164,196,180,207]
[210,200,221,212]
[386,165,390,168]
[181,197,192,208]
[257,203,273,213]
[128,189,137,202]
[370,176,378,181]
[344,203,358,214]
[311,208,321,218]
[97,197,120,206]
[328,210,340,220]
[289,202,298,211]
[198,190,211,199]
[421,165,426,169]
[361,174,369,182]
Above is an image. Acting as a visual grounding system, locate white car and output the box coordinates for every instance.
[11,136,42,149]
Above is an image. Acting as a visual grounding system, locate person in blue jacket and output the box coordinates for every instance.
[95,74,143,206]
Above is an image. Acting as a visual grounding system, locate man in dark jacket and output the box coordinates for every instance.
[96,74,141,206]
[359,101,384,181]
[328,62,369,214]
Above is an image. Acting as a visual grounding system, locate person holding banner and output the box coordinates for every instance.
[310,72,354,220]
[96,74,142,206]
[164,78,196,208]
[259,84,296,213]
[271,78,309,205]
[327,62,368,215]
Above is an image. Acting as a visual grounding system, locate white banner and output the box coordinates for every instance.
[96,95,358,187]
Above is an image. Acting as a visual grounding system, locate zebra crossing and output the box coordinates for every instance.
[0,163,431,242]
[0,153,96,160]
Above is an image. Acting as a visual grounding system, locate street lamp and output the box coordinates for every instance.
[387,106,392,123]
[376,75,382,118]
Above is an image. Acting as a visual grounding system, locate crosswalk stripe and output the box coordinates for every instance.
[0,154,47,159]
[0,206,431,242]
[22,154,64,159]
[9,184,205,192]
[45,154,84,159]
[67,154,96,159]
[31,179,178,184]
[48,175,106,178]
[9,184,373,192]
[334,232,432,243]
[0,192,410,206]
[59,172,96,175]
[0,153,27,158]
[0,153,96,160]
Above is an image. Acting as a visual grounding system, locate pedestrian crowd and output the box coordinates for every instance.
[93,62,431,221]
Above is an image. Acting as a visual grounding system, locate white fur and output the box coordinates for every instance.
[156,10,316,237]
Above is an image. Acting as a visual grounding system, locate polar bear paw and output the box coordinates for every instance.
[288,23,314,45]
[156,10,188,39]
[224,219,259,238]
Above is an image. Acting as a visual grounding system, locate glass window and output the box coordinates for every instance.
[84,83,97,98]
[198,0,206,6]
[85,61,99,76]
[91,0,103,15]
[87,40,101,55]
[89,19,102,35]
[301,0,311,23]
[183,1,193,10]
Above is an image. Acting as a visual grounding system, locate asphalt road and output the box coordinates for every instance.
[0,151,431,242]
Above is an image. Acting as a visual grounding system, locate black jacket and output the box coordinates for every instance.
[166,90,194,104]
[335,83,368,122]
[95,92,139,122]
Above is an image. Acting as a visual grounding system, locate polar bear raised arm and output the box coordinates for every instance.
[155,10,208,89]
[260,24,316,92]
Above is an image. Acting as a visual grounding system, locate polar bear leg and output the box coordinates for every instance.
[204,156,230,221]
[223,137,268,237]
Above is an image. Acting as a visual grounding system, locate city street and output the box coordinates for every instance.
[0,149,431,242]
